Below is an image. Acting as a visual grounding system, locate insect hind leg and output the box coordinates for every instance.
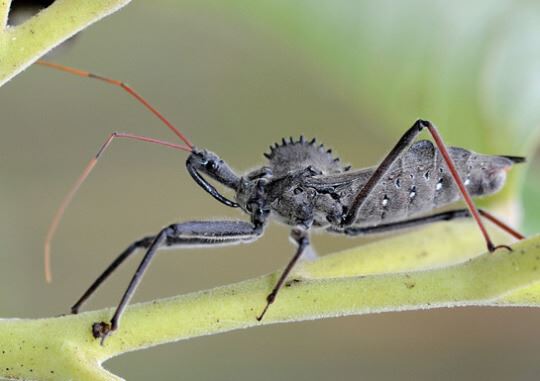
[335,210,471,236]
[334,208,524,241]
[341,119,523,252]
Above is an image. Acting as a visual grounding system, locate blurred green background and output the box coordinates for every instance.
[1,0,540,380]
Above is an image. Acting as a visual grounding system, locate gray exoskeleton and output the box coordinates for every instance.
[76,120,525,342]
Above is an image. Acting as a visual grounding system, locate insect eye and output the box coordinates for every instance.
[205,160,217,171]
[293,187,303,195]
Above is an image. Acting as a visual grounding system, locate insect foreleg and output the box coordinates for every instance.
[92,220,262,344]
[71,236,155,314]
[256,227,309,321]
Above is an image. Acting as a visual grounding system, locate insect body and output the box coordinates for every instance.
[254,138,517,230]
[37,61,525,344]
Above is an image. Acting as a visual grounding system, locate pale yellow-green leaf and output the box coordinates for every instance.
[0,0,132,86]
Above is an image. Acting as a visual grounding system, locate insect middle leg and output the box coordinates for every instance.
[256,227,310,321]
[87,220,262,344]
[255,209,524,322]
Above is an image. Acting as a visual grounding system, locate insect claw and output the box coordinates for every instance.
[309,137,316,145]
[92,321,113,345]
[299,135,304,143]
[488,242,513,253]
[289,136,294,143]
[282,138,287,145]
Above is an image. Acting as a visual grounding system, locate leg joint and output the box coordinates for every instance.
[134,236,155,248]
[415,119,431,131]
[165,224,181,236]
[290,226,309,246]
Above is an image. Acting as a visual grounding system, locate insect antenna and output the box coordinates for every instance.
[36,60,194,148]
[37,60,194,282]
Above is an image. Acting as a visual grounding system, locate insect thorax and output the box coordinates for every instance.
[264,136,349,177]
[234,137,349,228]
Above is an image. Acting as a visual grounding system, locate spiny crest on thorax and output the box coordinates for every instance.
[264,136,350,178]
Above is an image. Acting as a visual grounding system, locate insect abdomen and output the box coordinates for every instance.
[353,140,519,226]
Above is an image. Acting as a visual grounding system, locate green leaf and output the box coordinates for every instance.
[0,0,132,86]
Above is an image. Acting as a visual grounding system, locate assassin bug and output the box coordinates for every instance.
[37,60,526,344]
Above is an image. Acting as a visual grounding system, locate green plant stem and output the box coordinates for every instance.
[0,0,11,28]
[0,223,538,381]
[0,0,131,86]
